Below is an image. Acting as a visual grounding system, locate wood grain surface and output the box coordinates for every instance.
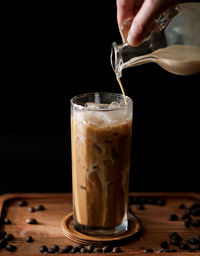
[0,193,200,255]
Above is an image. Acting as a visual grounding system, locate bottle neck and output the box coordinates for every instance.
[111,40,152,78]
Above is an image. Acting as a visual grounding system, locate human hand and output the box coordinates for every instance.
[117,0,181,46]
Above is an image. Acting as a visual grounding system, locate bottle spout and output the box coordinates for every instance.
[111,42,123,78]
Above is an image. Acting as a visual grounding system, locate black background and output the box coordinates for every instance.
[1,2,200,194]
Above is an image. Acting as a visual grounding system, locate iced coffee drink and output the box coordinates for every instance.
[71,93,133,236]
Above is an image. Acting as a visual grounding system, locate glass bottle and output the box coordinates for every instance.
[111,2,200,77]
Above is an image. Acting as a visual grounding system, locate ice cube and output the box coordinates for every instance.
[108,101,121,110]
[85,102,109,110]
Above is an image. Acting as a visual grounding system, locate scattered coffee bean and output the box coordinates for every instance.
[80,247,87,253]
[87,245,94,253]
[112,247,121,253]
[157,199,166,206]
[185,208,192,215]
[137,204,145,210]
[192,209,200,216]
[143,248,153,253]
[18,200,27,207]
[102,245,112,253]
[169,232,182,241]
[181,213,190,220]
[6,244,17,252]
[179,243,190,250]
[3,218,11,224]
[40,245,48,253]
[169,214,178,221]
[0,230,7,239]
[160,241,168,249]
[26,236,33,243]
[48,244,59,253]
[148,197,158,205]
[195,244,200,250]
[170,239,180,246]
[60,245,73,253]
[165,249,177,252]
[0,239,7,249]
[157,249,165,253]
[4,233,14,241]
[93,247,103,253]
[184,219,191,228]
[179,203,185,209]
[29,207,35,212]
[36,205,45,211]
[26,218,37,224]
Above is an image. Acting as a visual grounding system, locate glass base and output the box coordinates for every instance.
[74,219,128,236]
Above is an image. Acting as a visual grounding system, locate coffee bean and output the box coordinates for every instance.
[137,204,145,210]
[195,244,200,250]
[143,248,153,253]
[169,214,178,221]
[93,247,103,253]
[29,207,35,212]
[18,200,27,207]
[184,219,191,228]
[102,245,112,253]
[148,197,158,205]
[181,213,190,220]
[179,203,185,209]
[60,245,73,253]
[49,244,59,253]
[40,245,48,253]
[36,205,45,211]
[80,247,87,253]
[87,245,94,253]
[169,232,182,241]
[3,218,11,224]
[185,208,192,215]
[192,209,200,216]
[170,238,180,246]
[5,233,14,241]
[0,230,7,239]
[160,241,168,249]
[157,199,166,206]
[26,218,37,224]
[0,239,7,249]
[112,247,121,253]
[165,249,177,252]
[157,249,165,253]
[26,236,33,243]
[179,243,190,250]
[6,244,17,252]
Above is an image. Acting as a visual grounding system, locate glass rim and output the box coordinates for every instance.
[70,92,133,112]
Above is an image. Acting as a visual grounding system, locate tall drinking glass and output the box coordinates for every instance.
[71,92,133,236]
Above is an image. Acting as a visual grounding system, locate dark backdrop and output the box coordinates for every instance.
[1,2,200,194]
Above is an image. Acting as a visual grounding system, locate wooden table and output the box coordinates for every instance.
[0,193,200,255]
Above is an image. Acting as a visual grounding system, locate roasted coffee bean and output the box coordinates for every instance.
[185,208,192,215]
[72,246,81,253]
[169,232,182,241]
[157,199,166,206]
[6,244,17,252]
[87,245,94,253]
[102,245,112,253]
[170,238,180,246]
[5,233,14,241]
[179,243,190,250]
[26,218,37,224]
[143,248,153,253]
[187,237,199,245]
[112,247,121,253]
[165,249,177,252]
[184,219,191,228]
[28,207,35,212]
[60,245,73,253]
[195,244,200,250]
[0,230,7,239]
[181,213,190,220]
[179,203,186,209]
[169,214,178,221]
[0,239,7,249]
[18,200,27,207]
[157,249,165,253]
[93,247,103,253]
[36,205,45,211]
[160,241,168,249]
[190,202,200,210]
[80,247,87,253]
[3,218,11,224]
[48,244,59,253]
[26,236,33,243]
[137,204,145,210]
[148,197,158,205]
[40,245,48,253]
[192,209,200,216]
[188,248,197,252]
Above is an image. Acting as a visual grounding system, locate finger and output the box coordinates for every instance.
[127,0,180,46]
[117,0,135,29]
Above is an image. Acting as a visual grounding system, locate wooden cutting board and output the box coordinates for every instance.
[0,193,200,255]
